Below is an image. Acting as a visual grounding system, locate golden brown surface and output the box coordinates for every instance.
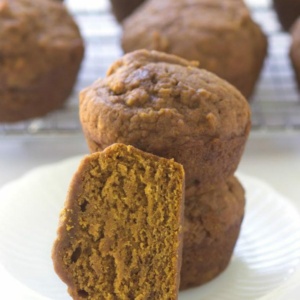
[52,143,185,300]
[122,0,268,99]
[80,49,251,189]
[273,0,300,31]
[181,176,245,289]
[110,0,146,22]
[0,0,84,122]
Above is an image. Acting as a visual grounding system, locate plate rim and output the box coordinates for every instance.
[0,155,300,300]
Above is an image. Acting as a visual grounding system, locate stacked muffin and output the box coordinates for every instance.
[79,49,251,289]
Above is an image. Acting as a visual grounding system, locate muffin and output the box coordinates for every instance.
[110,0,146,23]
[180,176,245,290]
[52,143,185,299]
[0,0,84,123]
[80,50,251,190]
[122,0,268,99]
[273,0,300,31]
[290,18,300,89]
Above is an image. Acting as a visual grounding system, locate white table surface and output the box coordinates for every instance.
[0,132,300,299]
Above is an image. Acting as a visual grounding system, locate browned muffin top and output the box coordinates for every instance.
[122,0,253,51]
[126,0,250,28]
[0,0,80,54]
[80,49,250,141]
[0,0,83,88]
[121,0,267,99]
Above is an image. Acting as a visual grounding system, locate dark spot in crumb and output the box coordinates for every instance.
[150,74,158,84]
[78,290,89,298]
[80,200,88,212]
[71,247,81,263]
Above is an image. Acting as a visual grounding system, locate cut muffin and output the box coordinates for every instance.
[122,0,267,99]
[52,143,185,300]
[80,49,251,191]
[0,0,84,122]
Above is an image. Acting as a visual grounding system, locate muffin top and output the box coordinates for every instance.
[121,0,267,99]
[0,0,83,88]
[122,0,254,53]
[0,0,80,55]
[127,0,250,28]
[80,50,250,147]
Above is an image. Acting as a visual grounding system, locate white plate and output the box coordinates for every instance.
[0,156,300,300]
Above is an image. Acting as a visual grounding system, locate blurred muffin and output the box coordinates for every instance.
[122,0,268,99]
[110,0,146,22]
[0,0,84,122]
[290,18,300,89]
[273,0,300,31]
[80,50,251,190]
[181,176,245,289]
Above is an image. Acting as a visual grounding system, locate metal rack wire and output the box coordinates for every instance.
[1,0,300,136]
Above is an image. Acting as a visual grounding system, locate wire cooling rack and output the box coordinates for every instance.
[1,0,300,136]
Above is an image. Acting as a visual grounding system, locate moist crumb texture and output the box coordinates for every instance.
[52,143,185,300]
[0,0,84,122]
[122,0,267,99]
[80,49,251,190]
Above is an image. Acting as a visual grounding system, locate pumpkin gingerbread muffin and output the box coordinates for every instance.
[0,0,84,122]
[122,0,267,99]
[52,143,185,300]
[80,50,251,191]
